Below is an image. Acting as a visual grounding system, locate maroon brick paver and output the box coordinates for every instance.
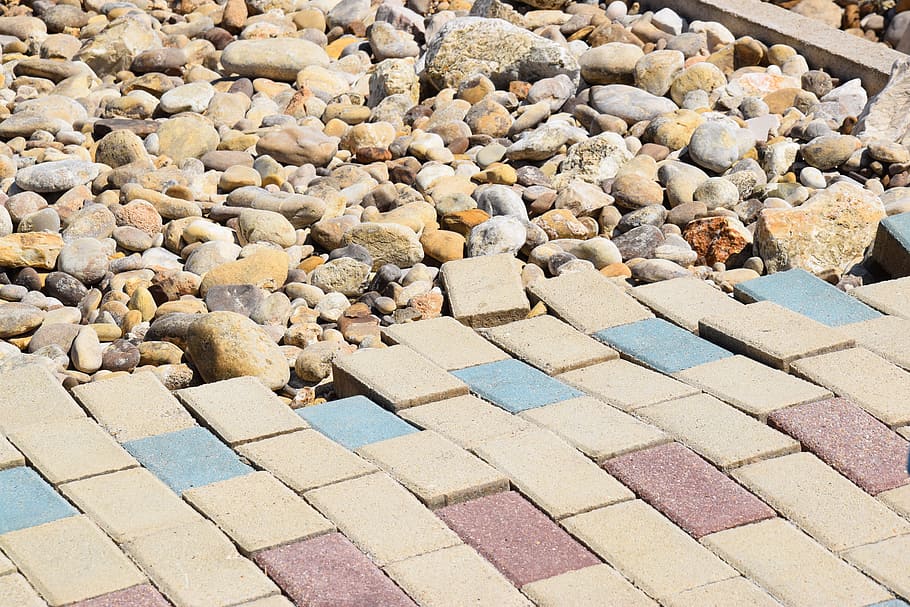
[253,532,416,607]
[435,491,599,587]
[603,442,775,538]
[769,397,910,495]
[66,584,171,607]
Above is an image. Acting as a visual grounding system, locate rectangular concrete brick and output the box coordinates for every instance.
[873,212,910,278]
[562,500,737,599]
[0,365,84,434]
[0,434,25,471]
[852,276,910,318]
[453,359,584,414]
[637,393,799,469]
[333,345,469,411]
[0,573,49,607]
[520,564,657,607]
[733,452,910,552]
[297,395,418,451]
[839,315,910,371]
[845,534,910,600]
[440,253,530,328]
[481,315,618,375]
[662,577,784,607]
[474,428,633,519]
[791,347,910,427]
[557,359,699,412]
[632,276,744,334]
[383,316,510,370]
[878,483,910,520]
[0,467,77,535]
[527,270,653,334]
[701,518,891,607]
[304,472,461,566]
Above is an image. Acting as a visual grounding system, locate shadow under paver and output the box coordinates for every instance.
[66,585,171,607]
[852,276,910,318]
[734,268,881,326]
[383,316,510,370]
[872,211,910,278]
[557,359,698,412]
[0,467,76,535]
[631,276,744,334]
[297,395,418,451]
[520,564,657,607]
[452,358,583,413]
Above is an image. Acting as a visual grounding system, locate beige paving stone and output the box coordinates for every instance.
[733,452,910,552]
[236,429,375,493]
[0,515,146,607]
[562,500,737,600]
[474,428,633,519]
[519,396,669,463]
[879,483,910,519]
[383,316,510,370]
[440,253,531,328]
[0,550,15,576]
[71,371,196,442]
[0,365,84,434]
[698,301,854,371]
[839,315,910,371]
[520,564,657,607]
[557,359,699,412]
[791,347,910,427]
[398,394,534,451]
[183,471,334,554]
[662,577,784,607]
[899,426,910,440]
[527,270,653,334]
[304,472,461,566]
[673,355,832,421]
[59,467,205,543]
[177,377,306,445]
[333,345,469,411]
[385,543,532,607]
[123,520,279,607]
[0,435,24,471]
[701,518,891,607]
[7,418,137,485]
[0,573,48,607]
[632,277,745,334]
[844,534,910,599]
[356,430,509,508]
[636,393,799,469]
[851,276,910,318]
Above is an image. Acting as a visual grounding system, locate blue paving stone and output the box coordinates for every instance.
[451,359,583,413]
[124,426,253,494]
[0,467,77,534]
[594,317,733,374]
[733,268,881,327]
[868,601,910,607]
[297,395,419,451]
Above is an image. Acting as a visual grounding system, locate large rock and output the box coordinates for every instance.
[256,126,339,167]
[221,39,331,81]
[199,249,289,296]
[589,85,679,125]
[156,115,219,163]
[0,303,44,338]
[0,233,64,269]
[75,14,160,76]
[15,160,102,193]
[854,57,910,145]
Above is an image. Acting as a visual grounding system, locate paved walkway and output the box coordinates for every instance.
[2,269,910,606]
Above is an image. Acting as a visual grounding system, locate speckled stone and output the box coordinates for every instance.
[66,585,170,607]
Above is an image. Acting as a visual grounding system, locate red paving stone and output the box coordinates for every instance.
[435,490,599,587]
[769,397,910,495]
[253,532,416,607]
[66,584,171,607]
[603,442,775,538]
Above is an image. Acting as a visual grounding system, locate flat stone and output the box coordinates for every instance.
[439,254,530,328]
[839,315,910,371]
[452,359,583,413]
[0,365,85,434]
[297,395,419,450]
[558,359,699,411]
[852,276,910,318]
[65,585,171,607]
[0,466,77,535]
[383,316,509,370]
[521,564,657,607]
[872,212,910,278]
[632,277,744,333]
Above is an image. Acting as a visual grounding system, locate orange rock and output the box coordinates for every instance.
[683,216,752,265]
[600,262,632,278]
[441,209,491,239]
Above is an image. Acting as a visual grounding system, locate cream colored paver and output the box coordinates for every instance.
[521,564,657,607]
[557,359,698,412]
[733,452,910,552]
[236,429,375,493]
[0,573,48,607]
[851,276,910,318]
[305,472,461,566]
[662,577,784,607]
[702,518,891,607]
[383,316,510,370]
[440,253,531,328]
[384,544,532,607]
[0,550,15,576]
[636,393,799,469]
[844,534,910,599]
[562,500,737,599]
[898,426,910,440]
[183,471,334,554]
[0,515,145,607]
[632,276,745,333]
[0,435,24,471]
[839,315,910,371]
[879,484,910,519]
[0,365,84,434]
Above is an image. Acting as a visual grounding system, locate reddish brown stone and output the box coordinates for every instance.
[683,216,751,265]
[67,585,170,607]
[355,147,392,163]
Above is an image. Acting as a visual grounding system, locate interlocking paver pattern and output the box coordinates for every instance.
[297,395,418,450]
[452,358,583,413]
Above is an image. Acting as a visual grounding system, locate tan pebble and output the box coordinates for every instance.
[601,262,632,278]
[526,301,548,318]
[90,323,122,342]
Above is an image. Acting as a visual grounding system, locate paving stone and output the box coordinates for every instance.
[604,442,775,538]
[637,393,799,469]
[0,573,49,607]
[673,355,832,421]
[662,577,784,607]
[867,601,910,607]
[769,397,910,495]
[844,534,910,600]
[698,301,854,371]
[177,377,306,446]
[520,564,657,607]
[333,345,469,411]
[0,365,84,434]
[304,472,461,566]
[436,491,599,587]
[557,359,698,412]
[183,471,334,555]
[236,430,376,493]
[452,359,584,414]
[631,276,744,333]
[7,419,137,485]
[482,315,618,375]
[65,585,171,607]
[0,515,145,607]
[439,253,530,328]
[839,315,910,371]
[297,395,418,451]
[474,428,633,519]
[253,533,416,607]
[872,211,910,278]
[734,268,881,326]
[383,316,510,370]
[878,483,910,520]
[0,467,77,535]
[851,276,910,318]
[562,500,737,599]
[519,396,668,463]
[59,467,204,543]
[791,347,910,426]
[527,270,653,334]
[356,430,508,508]
[72,372,196,442]
[398,394,535,451]
[384,543,531,607]
[594,317,734,374]
[0,435,24,471]
[0,550,14,576]
[732,452,910,552]
[701,518,891,607]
